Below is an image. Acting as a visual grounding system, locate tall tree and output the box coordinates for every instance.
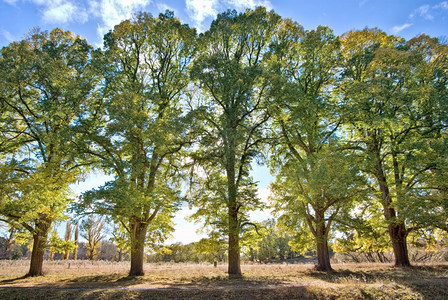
[339,29,447,266]
[77,12,196,276]
[189,7,281,275]
[268,23,363,271]
[0,29,96,276]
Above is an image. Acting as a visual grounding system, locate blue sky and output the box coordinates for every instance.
[1,0,447,48]
[1,0,447,244]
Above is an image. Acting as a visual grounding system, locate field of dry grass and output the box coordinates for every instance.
[0,260,447,299]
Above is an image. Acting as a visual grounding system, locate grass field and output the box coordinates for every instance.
[0,260,447,299]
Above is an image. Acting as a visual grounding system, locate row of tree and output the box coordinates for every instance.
[1,7,447,276]
[3,217,444,264]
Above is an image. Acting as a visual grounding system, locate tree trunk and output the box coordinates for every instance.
[88,248,94,260]
[73,223,79,260]
[225,129,242,276]
[27,222,50,277]
[371,134,411,267]
[117,248,123,262]
[228,219,241,275]
[315,222,332,271]
[129,218,147,276]
[227,167,241,275]
[389,221,410,266]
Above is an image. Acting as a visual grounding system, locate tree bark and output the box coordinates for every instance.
[27,222,50,277]
[117,248,123,262]
[226,130,241,276]
[389,221,410,266]
[226,150,242,276]
[129,218,147,276]
[315,222,332,271]
[73,223,79,260]
[371,133,411,267]
[228,217,241,275]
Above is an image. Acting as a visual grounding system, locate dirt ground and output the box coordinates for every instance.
[1,260,447,299]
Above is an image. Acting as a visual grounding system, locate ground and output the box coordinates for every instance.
[0,260,447,299]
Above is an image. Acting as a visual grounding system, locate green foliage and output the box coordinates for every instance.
[339,29,448,250]
[188,7,281,273]
[49,230,76,256]
[0,28,96,274]
[1,7,447,271]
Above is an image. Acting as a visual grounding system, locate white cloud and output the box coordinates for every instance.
[42,1,89,24]
[156,3,177,14]
[0,29,15,42]
[359,0,368,6]
[391,23,413,34]
[415,4,433,20]
[30,0,89,24]
[226,0,272,10]
[257,187,270,204]
[186,0,218,31]
[88,0,152,39]
[3,0,18,5]
[185,0,273,31]
[410,2,448,20]
[435,1,448,9]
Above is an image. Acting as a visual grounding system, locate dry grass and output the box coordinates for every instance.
[0,260,447,299]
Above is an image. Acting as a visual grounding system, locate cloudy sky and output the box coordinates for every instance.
[1,0,447,243]
[1,0,447,48]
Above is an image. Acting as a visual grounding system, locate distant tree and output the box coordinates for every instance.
[63,221,72,260]
[72,222,79,260]
[80,215,105,260]
[98,241,118,261]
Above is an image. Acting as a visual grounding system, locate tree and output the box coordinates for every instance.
[189,7,281,276]
[0,29,96,276]
[333,200,391,263]
[338,29,448,266]
[48,228,76,260]
[63,220,72,260]
[80,215,105,260]
[268,24,363,271]
[72,222,79,260]
[76,12,196,276]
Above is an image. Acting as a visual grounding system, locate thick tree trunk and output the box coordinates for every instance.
[371,134,411,267]
[389,222,410,266]
[129,218,147,276]
[315,222,332,272]
[227,168,241,275]
[316,239,332,271]
[27,222,50,277]
[228,216,241,275]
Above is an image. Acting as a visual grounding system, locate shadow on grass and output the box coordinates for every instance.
[0,286,320,300]
[0,275,29,284]
[305,264,448,300]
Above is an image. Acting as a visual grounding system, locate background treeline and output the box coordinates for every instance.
[1,7,447,277]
